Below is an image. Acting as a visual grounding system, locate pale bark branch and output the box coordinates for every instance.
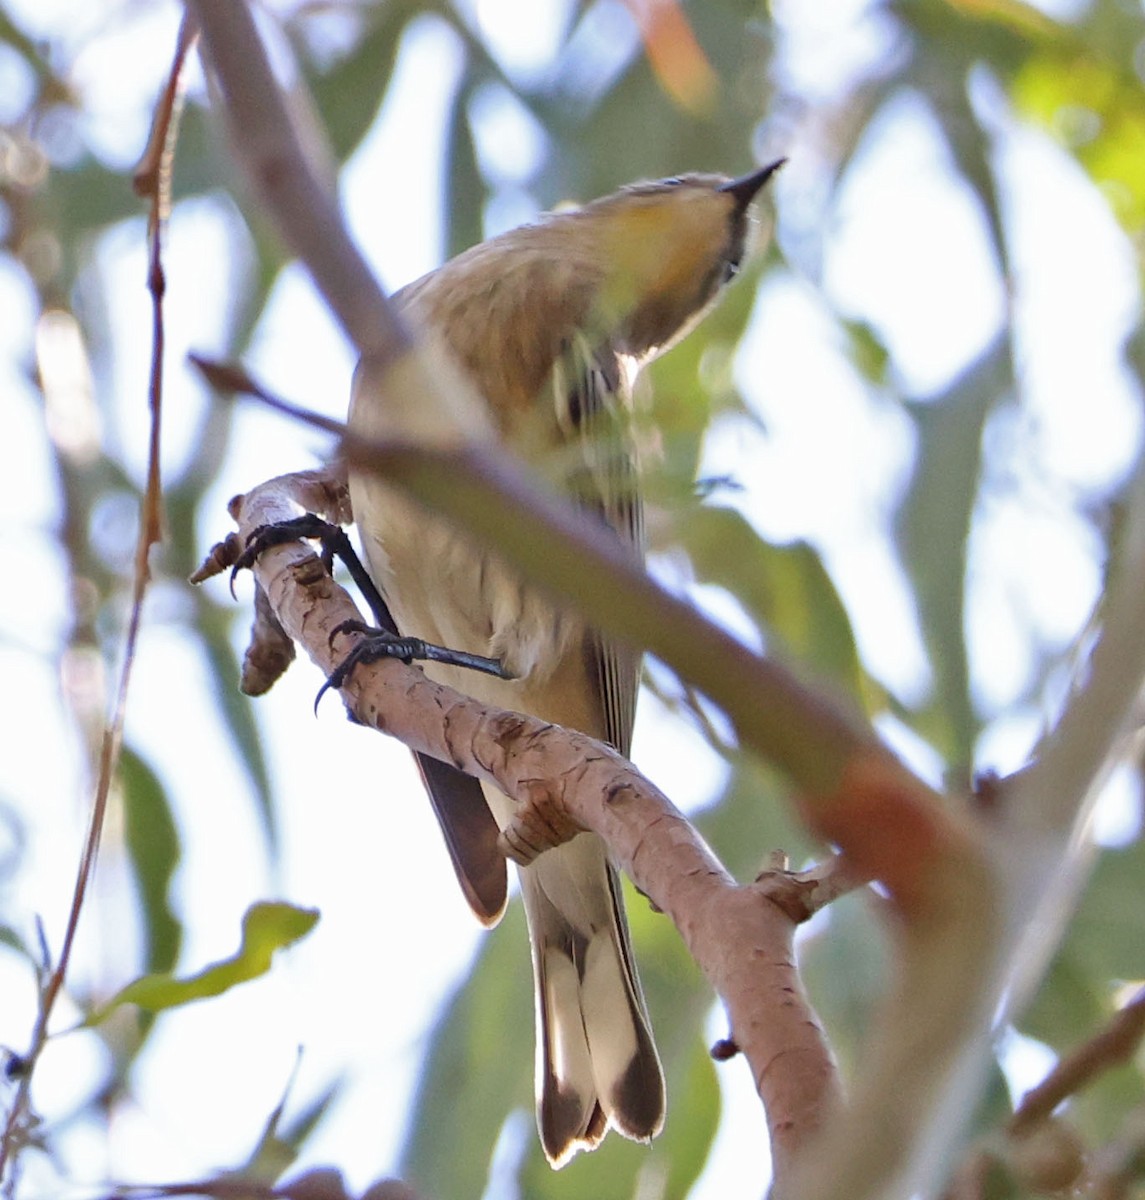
[205,469,843,1177]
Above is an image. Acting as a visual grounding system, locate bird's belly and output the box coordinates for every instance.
[348,472,582,684]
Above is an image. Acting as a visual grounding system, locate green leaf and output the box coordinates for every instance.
[196,598,279,851]
[303,4,415,164]
[676,504,867,700]
[84,902,319,1026]
[400,902,533,1197]
[119,746,182,976]
[445,78,489,261]
[231,1050,341,1184]
[895,340,1010,766]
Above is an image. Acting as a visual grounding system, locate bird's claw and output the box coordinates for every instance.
[229,515,342,597]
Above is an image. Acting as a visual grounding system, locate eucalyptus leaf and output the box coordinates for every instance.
[119,745,182,976]
[84,902,319,1026]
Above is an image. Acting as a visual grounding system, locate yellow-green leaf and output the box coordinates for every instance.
[84,902,319,1026]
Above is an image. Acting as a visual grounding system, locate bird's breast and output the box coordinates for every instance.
[348,470,582,684]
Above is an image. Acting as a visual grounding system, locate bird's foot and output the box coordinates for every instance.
[315,619,511,711]
[232,513,513,706]
[230,513,382,612]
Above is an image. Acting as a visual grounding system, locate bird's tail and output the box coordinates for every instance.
[520,831,665,1166]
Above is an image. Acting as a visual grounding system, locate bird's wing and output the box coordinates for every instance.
[337,472,508,928]
[414,754,507,927]
[551,336,644,757]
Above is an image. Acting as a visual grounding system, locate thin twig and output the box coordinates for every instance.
[1011,985,1145,1134]
[188,0,408,365]
[0,17,192,1186]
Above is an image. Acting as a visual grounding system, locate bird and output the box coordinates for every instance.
[346,161,783,1166]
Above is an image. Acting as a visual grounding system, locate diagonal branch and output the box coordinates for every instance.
[209,468,843,1180]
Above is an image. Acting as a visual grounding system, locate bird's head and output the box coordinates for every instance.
[570,160,785,359]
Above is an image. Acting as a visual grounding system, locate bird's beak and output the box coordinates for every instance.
[719,158,786,212]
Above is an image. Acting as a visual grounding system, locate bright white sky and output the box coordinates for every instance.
[1,0,1142,1197]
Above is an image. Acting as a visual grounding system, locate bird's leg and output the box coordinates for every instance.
[232,515,513,709]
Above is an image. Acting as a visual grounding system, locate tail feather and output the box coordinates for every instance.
[536,944,609,1164]
[523,834,665,1167]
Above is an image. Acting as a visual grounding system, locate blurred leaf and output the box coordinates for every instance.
[1020,832,1145,1143]
[197,598,279,850]
[697,755,813,879]
[84,902,319,1026]
[645,254,770,492]
[167,102,234,202]
[119,746,182,975]
[232,1051,340,1183]
[1067,836,1145,982]
[896,340,1010,767]
[799,891,888,1079]
[893,0,1050,74]
[842,319,892,386]
[540,0,771,199]
[1071,1053,1145,1149]
[0,9,67,91]
[661,1036,722,1196]
[41,104,229,287]
[303,4,416,164]
[1021,952,1111,1051]
[400,902,533,1196]
[676,505,866,700]
[277,1080,342,1160]
[0,925,34,963]
[627,0,719,117]
[1023,834,1145,1051]
[1012,45,1145,229]
[938,0,1059,40]
[445,79,488,260]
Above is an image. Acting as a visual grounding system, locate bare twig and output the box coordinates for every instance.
[188,0,408,366]
[787,854,870,917]
[1011,985,1145,1134]
[0,14,194,1186]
